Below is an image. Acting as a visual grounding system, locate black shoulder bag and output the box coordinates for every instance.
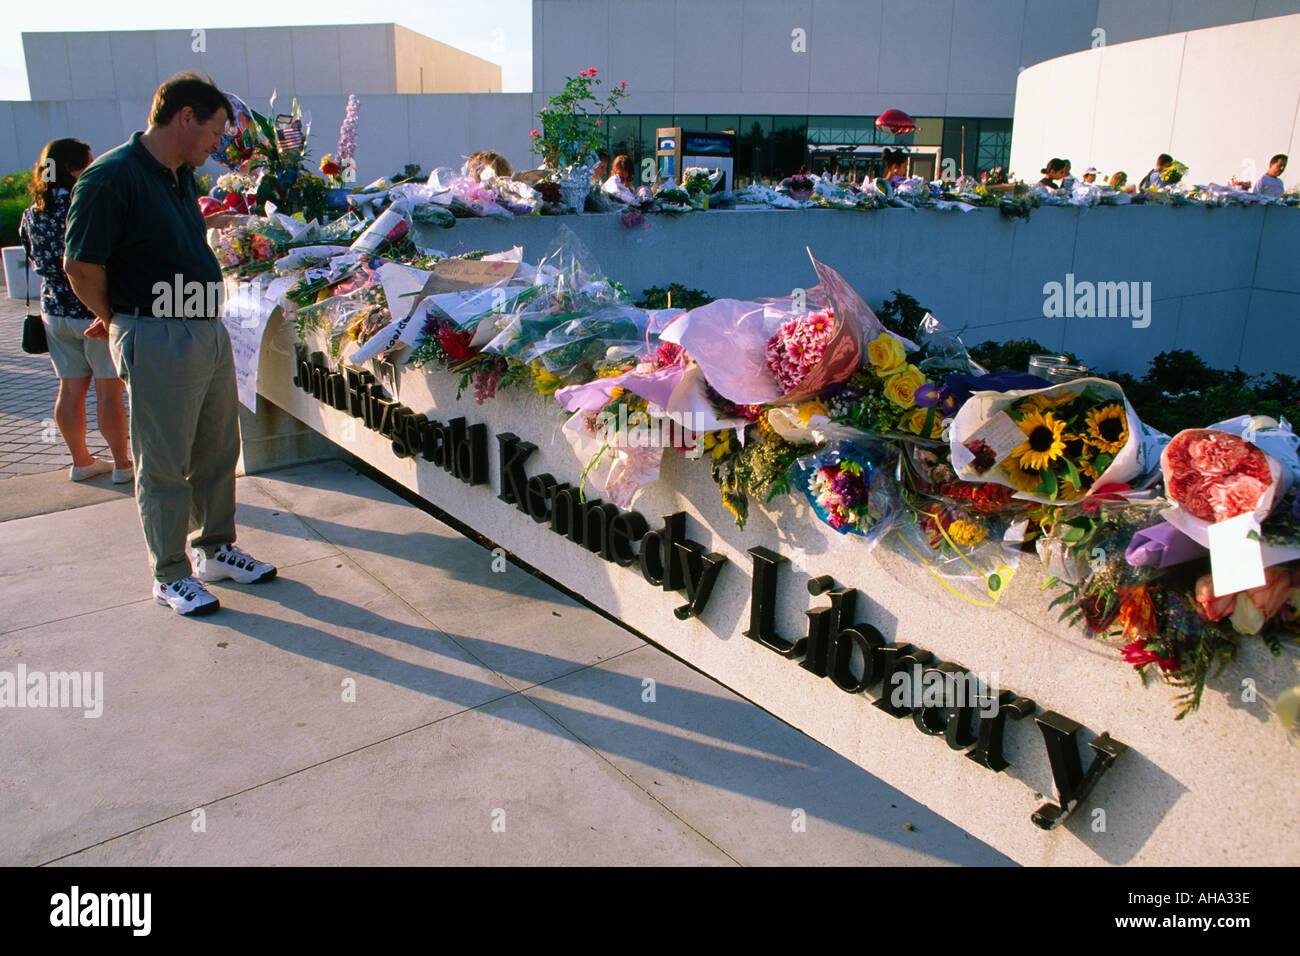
[20,241,48,355]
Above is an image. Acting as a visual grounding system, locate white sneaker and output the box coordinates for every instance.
[112,466,134,485]
[192,544,277,584]
[153,577,220,616]
[70,459,113,481]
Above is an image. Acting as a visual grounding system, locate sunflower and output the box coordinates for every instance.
[1001,455,1045,493]
[1084,404,1128,455]
[1013,410,1068,471]
[1022,389,1078,414]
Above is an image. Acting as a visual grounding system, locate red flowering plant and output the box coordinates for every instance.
[530,68,629,170]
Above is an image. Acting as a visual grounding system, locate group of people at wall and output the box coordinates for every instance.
[462,149,645,206]
[1039,153,1288,195]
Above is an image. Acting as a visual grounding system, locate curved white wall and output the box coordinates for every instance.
[1009,12,1300,188]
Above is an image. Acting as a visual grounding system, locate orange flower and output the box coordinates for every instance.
[1115,585,1158,642]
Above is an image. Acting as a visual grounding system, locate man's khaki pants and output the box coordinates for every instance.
[108,315,240,583]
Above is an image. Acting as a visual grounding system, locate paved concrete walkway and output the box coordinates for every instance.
[1,285,119,479]
[0,459,1010,866]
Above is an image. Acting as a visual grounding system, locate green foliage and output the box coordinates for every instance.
[969,338,1081,373]
[0,171,32,247]
[530,70,629,169]
[875,290,931,341]
[635,283,714,311]
[0,171,31,200]
[1110,351,1300,436]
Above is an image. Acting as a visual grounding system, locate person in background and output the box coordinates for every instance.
[872,148,909,199]
[881,148,908,185]
[1110,171,1128,188]
[602,154,638,204]
[465,150,512,182]
[1253,154,1287,197]
[591,150,611,185]
[1059,159,1076,191]
[1140,154,1173,190]
[1038,158,1068,188]
[64,72,277,618]
[18,138,132,484]
[1081,167,1098,184]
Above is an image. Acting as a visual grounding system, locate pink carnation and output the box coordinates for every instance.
[1165,429,1273,522]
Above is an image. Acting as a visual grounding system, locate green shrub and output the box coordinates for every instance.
[876,290,932,341]
[969,338,1080,373]
[635,283,714,311]
[1,200,29,248]
[0,170,31,201]
[0,171,32,246]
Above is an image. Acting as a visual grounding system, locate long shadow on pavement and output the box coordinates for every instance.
[212,574,1011,864]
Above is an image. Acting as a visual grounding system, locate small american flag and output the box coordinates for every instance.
[275,115,304,150]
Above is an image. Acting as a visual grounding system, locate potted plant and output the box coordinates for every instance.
[529,69,628,212]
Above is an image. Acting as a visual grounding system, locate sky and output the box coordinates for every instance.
[0,0,534,100]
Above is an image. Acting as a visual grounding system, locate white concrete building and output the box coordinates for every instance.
[1010,12,1300,189]
[4,1,1295,184]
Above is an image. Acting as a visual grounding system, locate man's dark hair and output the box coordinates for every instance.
[150,72,234,127]
[1271,153,1288,165]
[1157,153,1173,166]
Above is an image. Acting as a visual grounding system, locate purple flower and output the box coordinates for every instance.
[914,383,940,408]
[914,382,958,417]
[337,94,361,162]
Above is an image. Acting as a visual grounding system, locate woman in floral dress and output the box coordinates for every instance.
[18,139,132,483]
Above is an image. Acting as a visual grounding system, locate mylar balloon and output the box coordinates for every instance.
[210,92,257,170]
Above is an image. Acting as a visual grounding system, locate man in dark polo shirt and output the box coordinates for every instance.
[65,72,276,617]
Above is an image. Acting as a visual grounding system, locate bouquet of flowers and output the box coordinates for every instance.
[1159,159,1188,185]
[765,309,835,393]
[209,219,290,276]
[822,331,942,438]
[1193,564,1300,636]
[950,378,1164,504]
[682,167,722,209]
[1163,428,1276,522]
[887,442,1027,605]
[792,440,899,542]
[1157,417,1300,570]
[781,173,816,201]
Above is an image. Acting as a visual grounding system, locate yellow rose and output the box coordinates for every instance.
[797,398,828,424]
[901,407,943,438]
[867,333,906,376]
[883,365,926,408]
